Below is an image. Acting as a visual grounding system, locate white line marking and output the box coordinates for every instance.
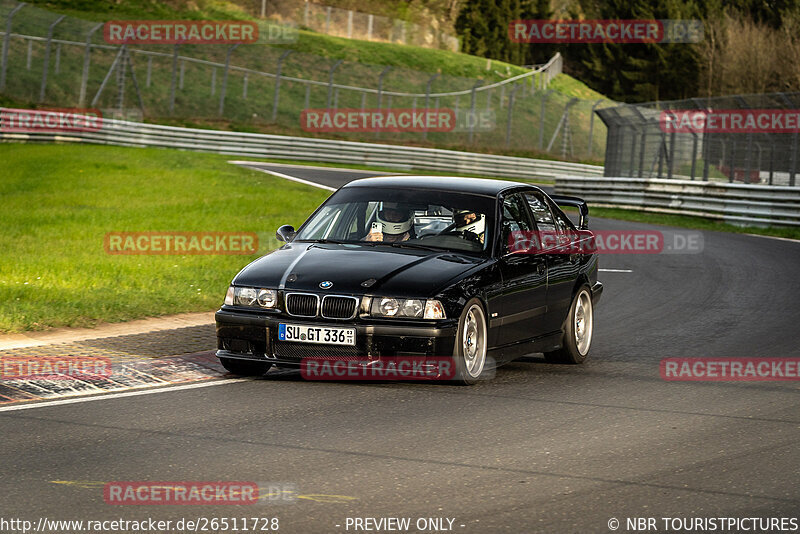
[233,164,337,191]
[599,268,633,273]
[228,160,398,174]
[744,233,800,244]
[0,379,247,413]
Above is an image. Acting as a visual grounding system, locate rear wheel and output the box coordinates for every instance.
[452,299,488,385]
[219,357,272,376]
[544,286,593,364]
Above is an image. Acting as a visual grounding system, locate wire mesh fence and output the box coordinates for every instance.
[598,94,800,186]
[0,0,612,160]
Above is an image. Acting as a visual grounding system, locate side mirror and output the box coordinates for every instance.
[276,225,296,242]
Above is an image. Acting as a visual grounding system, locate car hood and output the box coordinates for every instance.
[233,243,483,297]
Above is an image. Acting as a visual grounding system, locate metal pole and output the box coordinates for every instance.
[124,47,145,114]
[326,59,343,108]
[78,22,103,107]
[90,45,125,107]
[146,56,152,87]
[587,99,604,158]
[0,2,25,92]
[218,43,239,116]
[375,66,392,138]
[39,15,66,103]
[468,80,483,144]
[242,73,248,99]
[168,44,179,114]
[423,73,439,140]
[505,83,521,148]
[54,43,60,74]
[539,89,554,149]
[272,49,292,121]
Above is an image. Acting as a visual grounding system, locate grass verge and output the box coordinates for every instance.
[0,143,330,333]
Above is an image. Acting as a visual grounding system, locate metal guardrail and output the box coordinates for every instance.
[0,115,605,180]
[555,176,800,227]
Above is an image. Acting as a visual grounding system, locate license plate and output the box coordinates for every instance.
[278,324,356,346]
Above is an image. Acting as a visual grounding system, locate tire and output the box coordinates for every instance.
[451,298,489,385]
[219,357,272,376]
[544,286,594,364]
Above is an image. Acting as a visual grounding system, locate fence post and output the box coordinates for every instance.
[423,73,439,140]
[211,67,216,95]
[54,43,61,74]
[0,2,25,92]
[90,45,124,107]
[123,47,145,114]
[325,6,331,33]
[78,22,103,107]
[367,14,373,39]
[179,60,185,90]
[374,66,392,138]
[505,83,521,148]
[538,89,554,149]
[468,80,483,144]
[218,43,239,116]
[587,99,604,158]
[242,73,248,99]
[26,39,31,70]
[326,59,343,108]
[145,56,152,87]
[347,10,353,39]
[39,15,66,103]
[272,49,293,121]
[261,0,266,18]
[168,44,179,114]
[304,2,309,26]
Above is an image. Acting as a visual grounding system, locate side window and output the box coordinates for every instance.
[523,192,556,232]
[501,193,534,254]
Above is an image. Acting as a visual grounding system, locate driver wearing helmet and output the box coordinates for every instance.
[453,209,485,243]
[365,202,414,242]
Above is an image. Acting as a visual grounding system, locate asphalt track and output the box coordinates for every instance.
[1,163,799,533]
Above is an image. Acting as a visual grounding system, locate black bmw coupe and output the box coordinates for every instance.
[215,176,602,384]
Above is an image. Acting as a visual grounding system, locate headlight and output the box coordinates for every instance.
[225,286,277,309]
[370,298,445,319]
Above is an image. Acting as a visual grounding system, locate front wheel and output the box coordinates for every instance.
[219,357,272,376]
[544,286,594,364]
[452,299,488,385]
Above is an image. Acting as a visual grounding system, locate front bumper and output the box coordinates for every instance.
[215,308,458,367]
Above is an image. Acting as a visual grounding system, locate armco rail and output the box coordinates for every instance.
[555,176,800,227]
[0,115,604,180]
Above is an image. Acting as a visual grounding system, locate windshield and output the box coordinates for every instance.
[294,186,495,254]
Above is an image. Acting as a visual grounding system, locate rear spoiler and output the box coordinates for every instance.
[550,194,589,229]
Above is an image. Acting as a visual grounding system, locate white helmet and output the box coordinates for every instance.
[454,210,485,235]
[376,202,413,235]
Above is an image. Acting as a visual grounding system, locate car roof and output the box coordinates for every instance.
[342,175,536,196]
